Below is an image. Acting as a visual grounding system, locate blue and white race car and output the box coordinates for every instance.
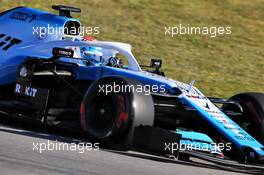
[0,5,264,164]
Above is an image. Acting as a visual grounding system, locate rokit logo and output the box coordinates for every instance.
[15,83,38,98]
[0,33,22,51]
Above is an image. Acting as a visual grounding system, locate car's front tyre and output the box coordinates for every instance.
[80,76,155,148]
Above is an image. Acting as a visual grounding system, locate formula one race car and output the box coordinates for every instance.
[0,5,264,165]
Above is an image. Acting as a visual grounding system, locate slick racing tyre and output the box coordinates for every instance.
[223,92,264,144]
[80,76,155,148]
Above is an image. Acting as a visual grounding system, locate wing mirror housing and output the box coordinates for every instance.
[150,59,162,69]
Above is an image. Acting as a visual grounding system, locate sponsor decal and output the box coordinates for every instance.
[10,12,29,21]
[0,33,22,51]
[184,91,255,142]
[15,83,38,98]
[9,11,36,23]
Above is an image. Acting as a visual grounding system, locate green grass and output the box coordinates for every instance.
[1,0,263,97]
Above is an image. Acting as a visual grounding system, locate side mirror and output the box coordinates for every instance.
[140,58,165,76]
[150,59,162,69]
[52,47,74,58]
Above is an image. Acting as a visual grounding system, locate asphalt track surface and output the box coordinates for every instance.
[0,116,256,175]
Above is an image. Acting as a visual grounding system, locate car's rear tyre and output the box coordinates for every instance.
[223,92,264,144]
[80,76,155,148]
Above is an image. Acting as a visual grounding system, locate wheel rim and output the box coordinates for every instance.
[90,94,117,131]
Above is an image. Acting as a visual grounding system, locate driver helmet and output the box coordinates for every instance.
[81,36,103,65]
